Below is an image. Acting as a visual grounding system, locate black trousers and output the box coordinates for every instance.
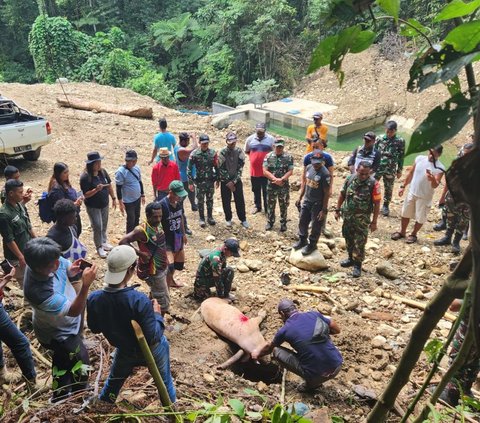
[298,200,324,244]
[43,333,90,400]
[221,180,246,222]
[124,198,141,234]
[251,176,268,211]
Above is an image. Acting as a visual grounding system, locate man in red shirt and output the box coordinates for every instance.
[151,148,181,201]
[245,123,275,214]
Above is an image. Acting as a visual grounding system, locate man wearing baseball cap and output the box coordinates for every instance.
[87,245,176,404]
[187,134,218,227]
[348,132,381,175]
[115,150,145,234]
[305,112,328,153]
[263,138,294,232]
[159,181,189,289]
[193,238,240,301]
[245,123,275,214]
[218,132,249,229]
[374,120,405,216]
[293,150,331,255]
[252,299,343,393]
[151,147,181,202]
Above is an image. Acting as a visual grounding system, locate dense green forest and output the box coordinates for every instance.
[0,0,445,107]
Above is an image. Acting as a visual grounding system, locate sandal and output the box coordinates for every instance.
[391,232,405,241]
[406,235,418,244]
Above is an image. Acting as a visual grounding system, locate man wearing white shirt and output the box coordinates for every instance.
[391,146,445,244]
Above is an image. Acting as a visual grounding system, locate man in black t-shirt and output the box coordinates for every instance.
[293,151,331,256]
[160,181,188,289]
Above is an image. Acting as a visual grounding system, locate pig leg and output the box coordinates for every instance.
[218,349,249,370]
[250,310,267,328]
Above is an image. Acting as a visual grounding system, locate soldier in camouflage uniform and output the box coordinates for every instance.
[187,134,218,228]
[193,239,240,301]
[434,142,473,254]
[335,162,381,278]
[374,120,405,216]
[263,139,294,232]
[439,300,480,406]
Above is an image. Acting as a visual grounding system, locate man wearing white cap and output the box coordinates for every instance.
[87,245,176,404]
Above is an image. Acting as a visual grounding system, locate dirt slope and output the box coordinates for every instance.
[0,81,468,422]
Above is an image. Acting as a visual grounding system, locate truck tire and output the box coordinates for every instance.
[23,147,41,161]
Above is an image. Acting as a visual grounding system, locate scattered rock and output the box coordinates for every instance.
[431,266,447,275]
[317,243,333,259]
[304,408,329,423]
[239,240,249,251]
[371,371,383,381]
[237,263,250,273]
[345,301,360,311]
[335,237,346,250]
[366,241,380,250]
[245,259,262,271]
[414,289,424,299]
[383,248,394,259]
[361,312,395,322]
[319,237,336,249]
[203,373,215,383]
[362,295,377,305]
[376,262,400,280]
[288,248,329,271]
[257,381,268,391]
[371,335,387,348]
[421,246,431,253]
[206,235,216,242]
[378,323,400,336]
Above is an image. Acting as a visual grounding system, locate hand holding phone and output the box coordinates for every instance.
[79,259,93,271]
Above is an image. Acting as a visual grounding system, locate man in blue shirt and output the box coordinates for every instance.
[115,150,145,234]
[149,118,176,164]
[87,245,176,403]
[252,299,343,392]
[23,237,98,401]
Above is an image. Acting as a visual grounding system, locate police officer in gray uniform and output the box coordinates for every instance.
[293,150,331,255]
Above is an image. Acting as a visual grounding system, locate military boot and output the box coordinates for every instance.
[198,209,206,228]
[207,209,216,226]
[381,204,389,217]
[433,217,447,231]
[340,256,354,267]
[451,232,462,254]
[292,237,307,250]
[352,262,362,278]
[280,223,287,232]
[434,228,453,246]
[301,242,317,256]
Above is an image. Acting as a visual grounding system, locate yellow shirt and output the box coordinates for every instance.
[305,124,328,153]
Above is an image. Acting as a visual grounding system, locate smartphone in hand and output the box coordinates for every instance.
[79,259,93,271]
[0,260,13,275]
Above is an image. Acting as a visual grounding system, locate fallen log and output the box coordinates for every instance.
[381,292,457,322]
[56,97,153,119]
[282,284,330,293]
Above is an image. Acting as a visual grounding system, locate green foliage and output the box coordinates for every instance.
[308,25,376,84]
[424,338,444,363]
[0,60,37,83]
[125,71,180,107]
[229,79,279,106]
[434,0,480,22]
[28,15,88,82]
[377,0,401,21]
[407,93,473,155]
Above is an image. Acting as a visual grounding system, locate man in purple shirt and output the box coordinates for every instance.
[252,299,343,392]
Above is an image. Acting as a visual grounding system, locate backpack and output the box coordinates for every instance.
[38,191,54,223]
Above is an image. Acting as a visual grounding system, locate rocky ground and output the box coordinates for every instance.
[0,79,473,422]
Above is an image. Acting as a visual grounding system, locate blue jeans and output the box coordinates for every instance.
[99,335,176,403]
[0,303,36,380]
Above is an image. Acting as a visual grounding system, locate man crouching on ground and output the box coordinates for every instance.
[87,245,176,403]
[251,299,343,393]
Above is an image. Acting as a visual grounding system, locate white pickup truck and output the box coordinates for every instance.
[0,96,52,161]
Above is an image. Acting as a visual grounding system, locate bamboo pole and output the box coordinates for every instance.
[131,320,173,409]
[282,284,330,293]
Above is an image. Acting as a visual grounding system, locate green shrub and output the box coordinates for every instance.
[125,70,180,107]
[0,60,37,84]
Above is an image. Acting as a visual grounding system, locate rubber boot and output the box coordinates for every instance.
[451,232,462,254]
[292,237,307,250]
[434,228,453,246]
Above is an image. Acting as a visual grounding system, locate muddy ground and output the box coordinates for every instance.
[0,54,474,422]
